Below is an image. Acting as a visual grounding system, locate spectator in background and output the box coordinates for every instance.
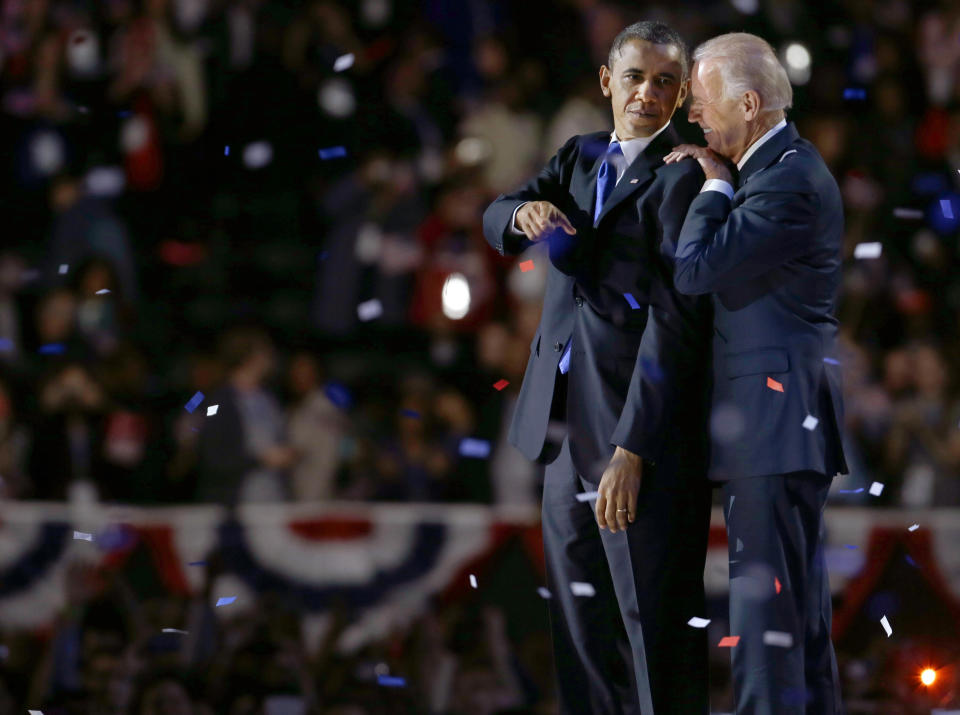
[196,327,297,504]
[0,373,30,499]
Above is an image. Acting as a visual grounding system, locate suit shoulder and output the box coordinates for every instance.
[657,156,705,183]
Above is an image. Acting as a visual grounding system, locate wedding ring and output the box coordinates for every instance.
[617,508,629,512]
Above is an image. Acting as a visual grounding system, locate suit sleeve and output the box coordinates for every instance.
[673,166,821,295]
[482,136,580,260]
[611,162,713,462]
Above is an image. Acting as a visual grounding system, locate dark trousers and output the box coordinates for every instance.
[542,438,711,714]
[721,473,843,714]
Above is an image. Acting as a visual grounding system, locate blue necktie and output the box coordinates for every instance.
[559,141,623,375]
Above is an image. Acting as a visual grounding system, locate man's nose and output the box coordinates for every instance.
[634,81,655,102]
[688,105,701,122]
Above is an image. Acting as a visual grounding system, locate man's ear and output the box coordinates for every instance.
[676,78,690,109]
[599,65,612,98]
[742,89,761,122]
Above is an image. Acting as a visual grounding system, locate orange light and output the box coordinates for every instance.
[921,668,937,686]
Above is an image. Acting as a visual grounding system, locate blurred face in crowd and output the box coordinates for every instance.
[600,39,687,141]
[141,679,193,715]
[688,59,755,163]
[287,353,319,397]
[37,288,76,342]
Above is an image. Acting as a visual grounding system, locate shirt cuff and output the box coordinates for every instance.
[509,202,528,235]
[700,179,734,200]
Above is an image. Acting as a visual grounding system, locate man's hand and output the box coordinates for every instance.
[664,144,734,184]
[515,201,577,242]
[595,446,643,533]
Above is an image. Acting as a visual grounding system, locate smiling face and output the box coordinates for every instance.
[600,39,687,141]
[688,59,753,162]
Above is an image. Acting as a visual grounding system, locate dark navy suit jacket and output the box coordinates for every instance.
[674,122,848,481]
[483,125,712,483]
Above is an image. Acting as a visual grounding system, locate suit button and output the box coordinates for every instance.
[575,297,583,307]
[554,342,563,352]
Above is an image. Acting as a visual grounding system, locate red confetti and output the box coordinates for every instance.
[519,260,535,272]
[775,577,781,594]
[493,379,510,391]
[718,636,740,647]
[766,377,784,392]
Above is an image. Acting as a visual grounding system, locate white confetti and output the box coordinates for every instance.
[58,264,69,275]
[206,405,219,416]
[869,481,884,496]
[892,208,923,220]
[333,53,355,72]
[802,415,819,431]
[880,615,892,637]
[469,574,477,589]
[575,491,599,503]
[162,628,188,634]
[687,617,711,628]
[95,288,110,295]
[908,524,919,532]
[762,630,794,648]
[73,531,94,541]
[853,242,882,259]
[570,582,596,597]
[537,587,552,599]
[29,711,43,715]
[357,298,383,322]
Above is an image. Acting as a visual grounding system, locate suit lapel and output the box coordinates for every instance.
[594,124,680,226]
[738,122,800,187]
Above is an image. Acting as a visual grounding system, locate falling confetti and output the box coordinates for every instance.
[357,298,383,322]
[843,88,866,100]
[845,544,858,549]
[493,379,510,391]
[718,636,740,647]
[853,242,883,258]
[459,438,491,458]
[188,561,207,566]
[324,382,353,409]
[38,343,65,355]
[880,615,892,637]
[766,377,784,392]
[318,146,348,160]
[400,408,421,419]
[892,208,923,220]
[333,53,355,72]
[377,675,406,687]
[869,482,884,496]
[837,487,864,494]
[0,339,11,352]
[162,628,188,634]
[469,574,478,588]
[184,391,204,413]
[215,596,236,607]
[570,582,596,597]
[537,587,553,599]
[623,292,641,310]
[519,260,535,272]
[28,711,43,714]
[763,631,794,648]
[802,415,819,431]
[224,146,230,156]
[906,555,918,567]
[823,357,840,365]
[206,405,218,416]
[941,199,954,220]
[908,524,919,532]
[775,577,782,594]
[575,491,599,503]
[687,617,711,628]
[58,264,69,274]
[73,531,94,541]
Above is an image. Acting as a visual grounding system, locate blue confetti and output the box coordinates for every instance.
[318,146,348,160]
[224,146,230,156]
[838,488,864,494]
[118,110,132,118]
[184,391,204,413]
[188,561,207,566]
[823,357,840,365]
[377,675,406,688]
[623,293,641,310]
[324,381,353,410]
[905,555,918,568]
[844,544,858,549]
[400,408,421,419]
[0,338,12,352]
[843,88,866,100]
[459,437,491,459]
[215,596,236,607]
[941,199,954,220]
[38,343,65,355]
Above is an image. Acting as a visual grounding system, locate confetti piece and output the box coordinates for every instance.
[575,491,599,503]
[469,574,477,588]
[837,488,864,494]
[519,260,535,272]
[206,405,218,416]
[188,561,207,566]
[537,587,553,599]
[853,242,882,258]
[570,582,596,597]
[162,628,188,634]
[735,538,743,552]
[623,292,641,310]
[0,645,7,659]
[224,146,230,156]
[892,208,923,220]
[58,264,69,274]
[869,481,884,496]
[73,531,94,541]
[802,415,819,431]
[823,357,840,365]
[400,408,421,419]
[718,636,740,647]
[38,343,65,355]
[880,615,892,637]
[766,376,784,392]
[215,597,236,607]
[28,711,43,714]
[95,288,110,295]
[844,544,858,549]
[687,617,711,628]
[908,524,919,532]
[459,437,491,458]
[906,555,918,567]
[493,379,510,391]
[843,88,866,100]
[941,199,954,220]
[357,298,383,321]
[184,391,204,413]
[324,382,353,409]
[377,675,406,688]
[333,53,355,72]
[775,577,782,594]
[763,631,794,648]
[318,146,348,160]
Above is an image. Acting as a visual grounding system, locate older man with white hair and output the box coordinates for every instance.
[663,33,846,713]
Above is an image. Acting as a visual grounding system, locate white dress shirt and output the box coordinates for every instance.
[700,118,788,200]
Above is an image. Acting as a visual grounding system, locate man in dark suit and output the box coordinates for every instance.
[483,21,713,714]
[664,32,846,714]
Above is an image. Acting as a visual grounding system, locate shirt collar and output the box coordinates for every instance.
[611,120,671,166]
[736,118,787,171]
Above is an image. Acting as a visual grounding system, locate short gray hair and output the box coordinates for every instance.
[608,21,690,80]
[693,32,792,113]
